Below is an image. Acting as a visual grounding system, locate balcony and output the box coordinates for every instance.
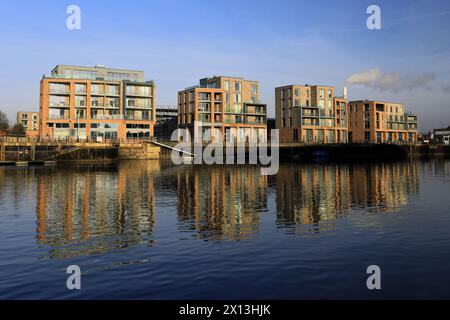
[302,110,319,117]
[126,116,151,121]
[49,103,69,108]
[91,114,124,120]
[225,107,244,114]
[246,121,266,125]
[246,108,266,115]
[126,105,152,110]
[225,119,245,124]
[126,90,151,97]
[48,115,69,120]
[302,120,319,126]
[49,89,70,95]
[91,104,119,109]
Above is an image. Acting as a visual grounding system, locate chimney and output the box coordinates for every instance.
[343,86,348,100]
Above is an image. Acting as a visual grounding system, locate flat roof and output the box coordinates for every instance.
[349,100,405,105]
[275,84,335,89]
[52,64,144,74]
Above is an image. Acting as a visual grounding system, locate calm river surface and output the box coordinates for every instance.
[1,159,450,299]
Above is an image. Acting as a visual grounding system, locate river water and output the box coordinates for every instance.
[1,159,450,299]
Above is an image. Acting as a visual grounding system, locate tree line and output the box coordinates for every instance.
[0,110,26,136]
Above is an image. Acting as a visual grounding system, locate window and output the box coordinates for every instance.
[251,84,257,95]
[198,92,211,101]
[109,98,119,108]
[91,84,103,95]
[294,89,300,97]
[75,96,86,107]
[75,83,87,94]
[224,81,230,91]
[49,83,68,94]
[234,82,241,92]
[49,95,68,108]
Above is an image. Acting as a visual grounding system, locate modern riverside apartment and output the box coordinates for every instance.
[178,76,267,143]
[16,111,39,138]
[347,100,418,143]
[39,65,156,141]
[275,85,349,143]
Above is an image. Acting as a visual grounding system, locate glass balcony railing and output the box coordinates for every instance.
[49,103,68,108]
[49,89,70,94]
[91,114,124,120]
[302,111,319,117]
[48,114,69,119]
[126,115,151,121]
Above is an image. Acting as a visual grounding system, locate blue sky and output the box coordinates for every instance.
[0,0,449,131]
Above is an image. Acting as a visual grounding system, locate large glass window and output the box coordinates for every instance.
[106,72,139,82]
[49,108,68,119]
[49,95,68,108]
[75,83,87,94]
[198,92,211,101]
[49,83,68,94]
[75,96,86,107]
[106,85,119,95]
[126,98,151,108]
[126,85,150,96]
[91,84,104,95]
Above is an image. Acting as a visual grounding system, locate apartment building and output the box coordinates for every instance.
[347,100,418,143]
[17,111,39,138]
[39,65,156,141]
[178,76,267,143]
[275,85,349,143]
[433,126,450,145]
[154,105,178,140]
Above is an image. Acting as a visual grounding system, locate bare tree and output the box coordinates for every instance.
[0,110,9,131]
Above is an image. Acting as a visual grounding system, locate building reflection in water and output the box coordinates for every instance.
[276,161,420,234]
[176,166,268,241]
[0,159,424,257]
[421,157,450,178]
[35,161,159,258]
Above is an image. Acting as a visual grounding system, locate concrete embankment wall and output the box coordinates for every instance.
[118,144,160,160]
[0,141,161,162]
[418,145,450,158]
[278,144,420,161]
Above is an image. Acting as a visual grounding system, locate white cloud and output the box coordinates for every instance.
[345,68,435,93]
